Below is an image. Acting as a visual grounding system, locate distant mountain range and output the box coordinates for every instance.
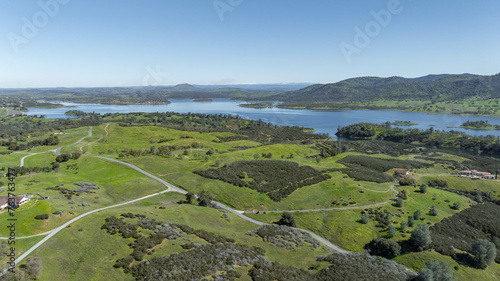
[266,73,500,102]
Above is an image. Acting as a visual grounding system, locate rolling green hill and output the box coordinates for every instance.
[271,73,500,102]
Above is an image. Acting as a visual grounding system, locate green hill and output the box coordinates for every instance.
[271,73,500,102]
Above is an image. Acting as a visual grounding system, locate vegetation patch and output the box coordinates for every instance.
[194,160,331,201]
[334,155,431,183]
[249,252,414,281]
[246,225,319,250]
[429,202,500,264]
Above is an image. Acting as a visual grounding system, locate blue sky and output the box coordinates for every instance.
[0,0,499,88]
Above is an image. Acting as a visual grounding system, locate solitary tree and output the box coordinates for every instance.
[197,190,213,207]
[185,192,196,204]
[400,221,408,233]
[419,184,428,194]
[278,212,296,227]
[475,193,483,203]
[409,224,432,251]
[25,256,43,279]
[470,239,497,269]
[71,152,81,160]
[360,214,370,224]
[365,238,401,259]
[388,223,396,238]
[429,206,438,216]
[150,145,158,155]
[395,198,404,207]
[415,260,453,281]
[452,201,462,210]
[408,216,415,227]
[413,209,422,220]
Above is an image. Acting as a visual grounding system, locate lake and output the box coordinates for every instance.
[27,99,500,138]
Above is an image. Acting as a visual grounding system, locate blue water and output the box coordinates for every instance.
[26,99,500,138]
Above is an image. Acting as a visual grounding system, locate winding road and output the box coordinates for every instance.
[4,125,442,270]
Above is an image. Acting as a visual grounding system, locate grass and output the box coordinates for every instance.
[0,156,165,236]
[394,250,500,281]
[27,192,331,280]
[247,186,473,252]
[420,175,500,199]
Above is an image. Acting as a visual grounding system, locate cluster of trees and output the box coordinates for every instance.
[55,152,81,162]
[8,165,53,176]
[246,224,319,250]
[195,160,330,201]
[0,114,100,139]
[102,214,265,280]
[249,252,414,281]
[429,203,500,266]
[336,122,500,156]
[427,179,448,188]
[1,135,59,151]
[46,182,99,200]
[0,256,42,281]
[334,155,431,183]
[462,120,499,129]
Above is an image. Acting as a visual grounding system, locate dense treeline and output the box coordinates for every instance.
[246,225,319,250]
[0,135,59,151]
[430,203,500,264]
[194,160,331,201]
[332,155,431,183]
[249,253,414,281]
[8,166,53,176]
[102,214,265,281]
[336,122,500,156]
[0,115,100,139]
[1,111,326,154]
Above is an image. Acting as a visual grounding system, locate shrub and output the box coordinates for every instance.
[365,238,401,259]
[413,209,422,220]
[278,212,296,227]
[388,224,396,238]
[34,214,49,220]
[451,201,462,210]
[429,206,438,216]
[361,214,370,224]
[470,239,497,269]
[408,216,415,227]
[415,260,453,281]
[395,198,403,207]
[197,190,213,207]
[399,177,416,186]
[419,184,428,194]
[409,224,432,251]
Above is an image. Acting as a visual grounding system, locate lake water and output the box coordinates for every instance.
[26,99,500,138]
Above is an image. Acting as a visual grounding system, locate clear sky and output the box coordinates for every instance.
[1,0,499,88]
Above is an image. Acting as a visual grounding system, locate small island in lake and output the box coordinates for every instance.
[459,120,500,130]
[390,121,418,126]
[239,103,273,108]
[193,98,213,102]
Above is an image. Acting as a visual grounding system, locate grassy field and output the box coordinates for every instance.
[2,121,499,280]
[394,251,500,281]
[26,192,331,281]
[419,175,500,199]
[247,186,473,252]
[0,156,166,236]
